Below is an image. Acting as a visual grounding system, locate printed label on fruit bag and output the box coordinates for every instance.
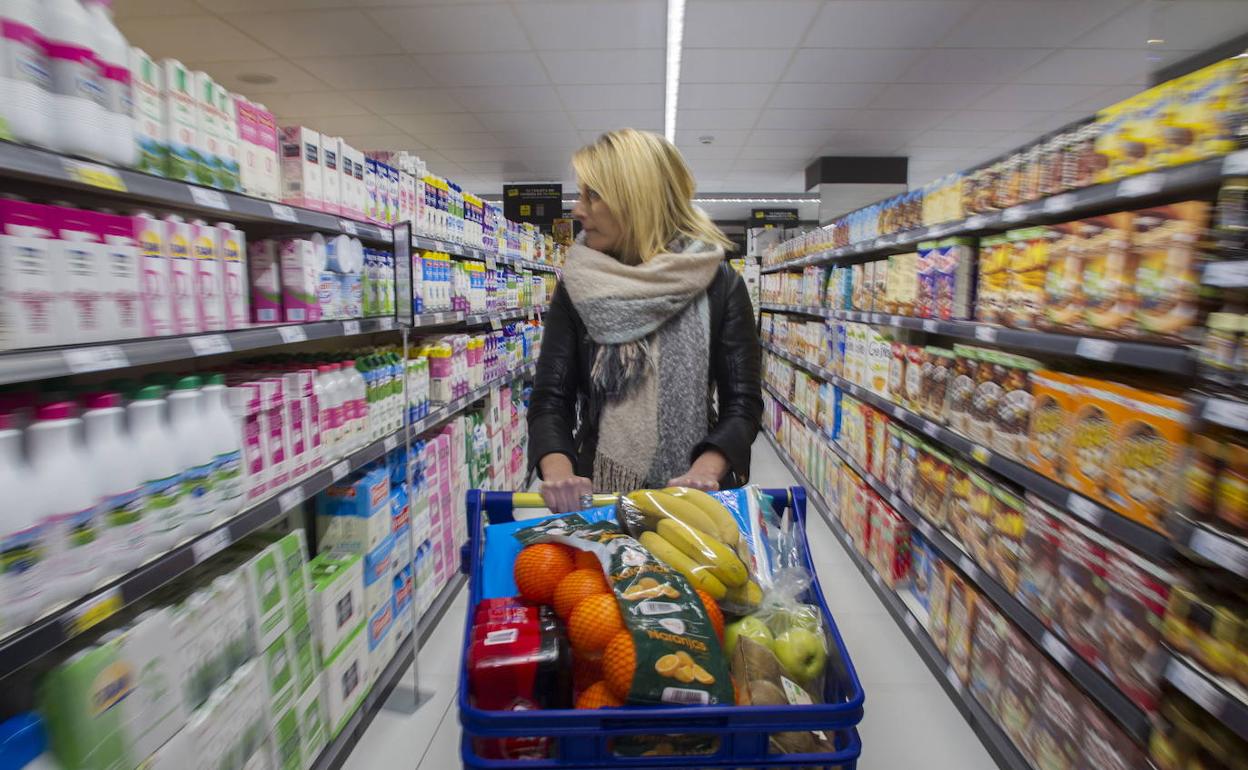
[515,516,733,706]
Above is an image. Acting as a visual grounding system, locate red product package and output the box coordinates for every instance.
[1054,517,1109,665]
[1103,542,1175,712]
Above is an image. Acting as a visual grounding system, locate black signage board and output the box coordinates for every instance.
[751,208,799,224]
[504,183,563,227]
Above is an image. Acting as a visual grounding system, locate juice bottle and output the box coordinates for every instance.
[82,391,147,573]
[202,374,243,521]
[0,0,52,148]
[0,413,46,630]
[27,402,99,604]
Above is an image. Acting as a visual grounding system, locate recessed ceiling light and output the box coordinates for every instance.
[1146,38,1165,45]
[238,72,277,85]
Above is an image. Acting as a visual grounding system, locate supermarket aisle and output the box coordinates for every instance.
[351,436,1000,770]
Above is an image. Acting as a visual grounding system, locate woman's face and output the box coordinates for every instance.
[572,185,624,256]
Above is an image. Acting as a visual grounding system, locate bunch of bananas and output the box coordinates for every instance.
[624,488,763,609]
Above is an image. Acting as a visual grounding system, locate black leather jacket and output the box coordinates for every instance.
[528,263,763,486]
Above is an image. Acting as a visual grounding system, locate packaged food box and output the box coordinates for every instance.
[920,347,954,422]
[936,237,975,321]
[1032,664,1081,770]
[974,235,1010,325]
[903,345,925,410]
[1039,222,1085,332]
[965,470,996,572]
[916,242,938,318]
[988,485,1025,594]
[1079,213,1135,335]
[1104,381,1188,531]
[898,432,920,509]
[1063,377,1117,505]
[1080,696,1153,770]
[944,345,979,435]
[946,574,976,684]
[943,460,974,549]
[989,352,1041,462]
[1102,543,1175,712]
[1026,370,1077,482]
[968,600,1007,719]
[998,624,1040,757]
[1131,201,1209,341]
[909,531,937,610]
[913,443,952,527]
[1017,495,1064,627]
[1054,517,1110,665]
[928,561,952,655]
[1004,228,1049,330]
[1161,57,1242,166]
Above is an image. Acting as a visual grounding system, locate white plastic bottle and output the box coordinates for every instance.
[315,364,341,459]
[81,0,134,166]
[27,402,99,605]
[201,375,243,522]
[0,0,52,148]
[128,385,185,551]
[82,391,147,573]
[42,0,108,160]
[341,359,367,447]
[0,414,48,631]
[168,376,216,535]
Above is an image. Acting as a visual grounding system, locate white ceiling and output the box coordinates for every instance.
[116,0,1248,222]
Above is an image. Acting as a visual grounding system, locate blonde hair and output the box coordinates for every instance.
[572,129,731,263]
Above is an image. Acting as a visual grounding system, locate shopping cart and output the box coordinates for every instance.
[458,487,865,769]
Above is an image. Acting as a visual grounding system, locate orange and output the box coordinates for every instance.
[696,589,724,643]
[576,681,623,710]
[572,652,604,691]
[513,543,575,605]
[567,593,625,654]
[573,550,600,571]
[553,569,610,620]
[603,630,635,701]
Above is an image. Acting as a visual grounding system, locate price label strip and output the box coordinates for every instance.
[1189,527,1248,577]
[1118,173,1163,198]
[63,160,126,192]
[1076,338,1117,362]
[277,485,304,513]
[278,326,308,344]
[340,220,359,236]
[1203,398,1248,432]
[64,346,129,374]
[342,320,361,337]
[1066,493,1104,526]
[188,186,229,211]
[331,460,352,481]
[192,528,232,565]
[64,588,123,638]
[269,203,297,222]
[189,334,231,357]
[974,325,997,343]
[1165,657,1226,716]
[1041,631,1075,671]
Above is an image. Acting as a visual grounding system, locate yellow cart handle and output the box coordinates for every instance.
[511,492,619,509]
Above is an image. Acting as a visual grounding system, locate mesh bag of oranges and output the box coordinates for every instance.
[514,514,733,706]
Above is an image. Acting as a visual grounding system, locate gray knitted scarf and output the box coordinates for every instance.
[563,235,724,492]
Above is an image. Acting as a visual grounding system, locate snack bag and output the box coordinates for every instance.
[515,515,733,707]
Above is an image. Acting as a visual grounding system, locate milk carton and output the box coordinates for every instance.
[279,238,321,323]
[307,552,364,662]
[364,159,379,223]
[320,623,366,738]
[349,147,366,220]
[192,220,224,331]
[249,239,281,324]
[59,208,107,344]
[165,215,198,334]
[133,212,172,337]
[193,72,221,188]
[161,59,198,183]
[236,97,260,197]
[281,126,322,211]
[0,201,61,350]
[321,136,342,216]
[131,48,166,177]
[253,103,281,202]
[217,85,242,193]
[219,223,248,329]
[97,213,143,341]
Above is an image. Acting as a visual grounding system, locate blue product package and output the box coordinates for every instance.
[390,486,410,534]
[363,532,396,589]
[910,531,935,610]
[317,466,390,519]
[481,506,619,599]
[368,594,395,649]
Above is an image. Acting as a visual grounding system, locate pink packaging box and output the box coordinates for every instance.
[133,213,172,337]
[279,238,322,323]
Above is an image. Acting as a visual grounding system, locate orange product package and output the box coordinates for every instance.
[1130,200,1210,342]
[1026,370,1077,483]
[1104,382,1188,532]
[1062,376,1118,508]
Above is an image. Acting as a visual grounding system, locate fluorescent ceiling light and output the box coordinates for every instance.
[664,0,686,142]
[559,197,819,205]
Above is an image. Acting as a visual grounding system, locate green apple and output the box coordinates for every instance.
[724,616,773,657]
[773,628,828,683]
[769,604,821,633]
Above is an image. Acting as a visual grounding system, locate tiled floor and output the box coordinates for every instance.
[347,436,1000,770]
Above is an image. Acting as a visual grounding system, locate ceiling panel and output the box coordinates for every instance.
[385,113,489,135]
[819,129,917,154]
[279,114,401,137]
[294,56,433,91]
[682,49,794,84]
[515,1,665,50]
[675,129,751,147]
[806,1,976,49]
[569,109,664,131]
[1065,83,1150,114]
[493,130,584,149]
[454,85,565,113]
[939,0,1129,48]
[250,91,371,118]
[908,129,1014,149]
[735,145,824,161]
[936,109,1051,131]
[678,144,742,160]
[180,59,331,95]
[539,50,664,85]
[349,89,465,115]
[783,48,922,84]
[897,47,1054,84]
[417,52,551,88]
[870,82,997,110]
[221,10,401,58]
[557,84,662,111]
[122,16,275,62]
[768,83,883,110]
[969,83,1111,112]
[1016,47,1184,85]
[681,84,776,110]
[733,157,809,174]
[746,129,837,148]
[480,112,576,132]
[1072,0,1248,51]
[340,133,425,152]
[677,109,764,131]
[365,5,529,54]
[684,0,822,48]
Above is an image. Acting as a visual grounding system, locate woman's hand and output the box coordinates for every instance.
[539,453,594,513]
[668,449,729,491]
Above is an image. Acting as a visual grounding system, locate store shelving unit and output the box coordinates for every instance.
[761,381,1154,742]
[760,303,1194,376]
[0,363,534,680]
[413,234,561,274]
[762,430,1033,770]
[0,307,546,387]
[311,573,467,770]
[761,151,1245,275]
[0,141,392,243]
[761,343,1173,562]
[1161,651,1248,743]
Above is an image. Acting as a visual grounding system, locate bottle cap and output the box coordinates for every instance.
[174,376,203,391]
[206,373,226,387]
[36,402,75,421]
[83,392,122,410]
[135,385,165,400]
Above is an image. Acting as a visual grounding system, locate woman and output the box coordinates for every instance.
[529,129,762,513]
